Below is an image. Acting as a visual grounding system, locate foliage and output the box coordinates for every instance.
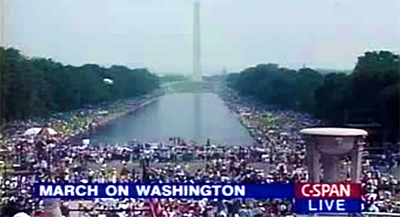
[259,114,277,127]
[0,47,160,121]
[159,74,187,83]
[227,51,400,141]
[228,63,306,110]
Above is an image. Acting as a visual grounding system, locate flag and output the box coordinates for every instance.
[149,199,165,217]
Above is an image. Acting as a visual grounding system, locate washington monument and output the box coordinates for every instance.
[192,1,202,82]
[0,0,6,49]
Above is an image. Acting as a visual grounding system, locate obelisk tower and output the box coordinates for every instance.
[0,0,6,48]
[192,1,202,82]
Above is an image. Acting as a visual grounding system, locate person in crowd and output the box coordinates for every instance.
[0,90,399,217]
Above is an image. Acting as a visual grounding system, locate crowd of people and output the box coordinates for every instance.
[1,88,400,217]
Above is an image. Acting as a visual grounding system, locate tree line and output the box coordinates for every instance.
[159,74,188,83]
[0,47,160,121]
[226,51,399,142]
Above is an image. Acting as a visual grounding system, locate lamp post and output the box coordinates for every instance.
[47,145,51,177]
[140,154,150,183]
[0,146,12,214]
[0,149,7,183]
[47,143,56,178]
[17,144,22,168]
[14,144,22,196]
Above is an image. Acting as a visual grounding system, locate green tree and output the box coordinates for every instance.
[0,47,160,122]
[314,73,349,123]
[295,68,324,113]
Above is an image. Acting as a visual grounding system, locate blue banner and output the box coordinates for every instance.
[296,199,362,213]
[33,183,295,199]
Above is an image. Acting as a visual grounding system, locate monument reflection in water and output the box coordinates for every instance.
[193,92,202,142]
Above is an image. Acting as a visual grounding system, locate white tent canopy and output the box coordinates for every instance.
[103,78,114,85]
[44,127,57,135]
[13,212,30,217]
[82,139,90,146]
[98,110,109,115]
[24,127,57,136]
[23,127,42,136]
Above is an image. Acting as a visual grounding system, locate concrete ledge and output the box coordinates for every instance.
[300,127,368,137]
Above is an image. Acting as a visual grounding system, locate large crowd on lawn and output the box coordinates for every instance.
[1,90,400,217]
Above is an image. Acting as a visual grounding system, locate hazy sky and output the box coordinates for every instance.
[2,0,399,75]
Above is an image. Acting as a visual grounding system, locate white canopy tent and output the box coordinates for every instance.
[103,78,114,85]
[23,127,57,137]
[13,212,30,217]
[23,127,42,136]
[82,139,90,146]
